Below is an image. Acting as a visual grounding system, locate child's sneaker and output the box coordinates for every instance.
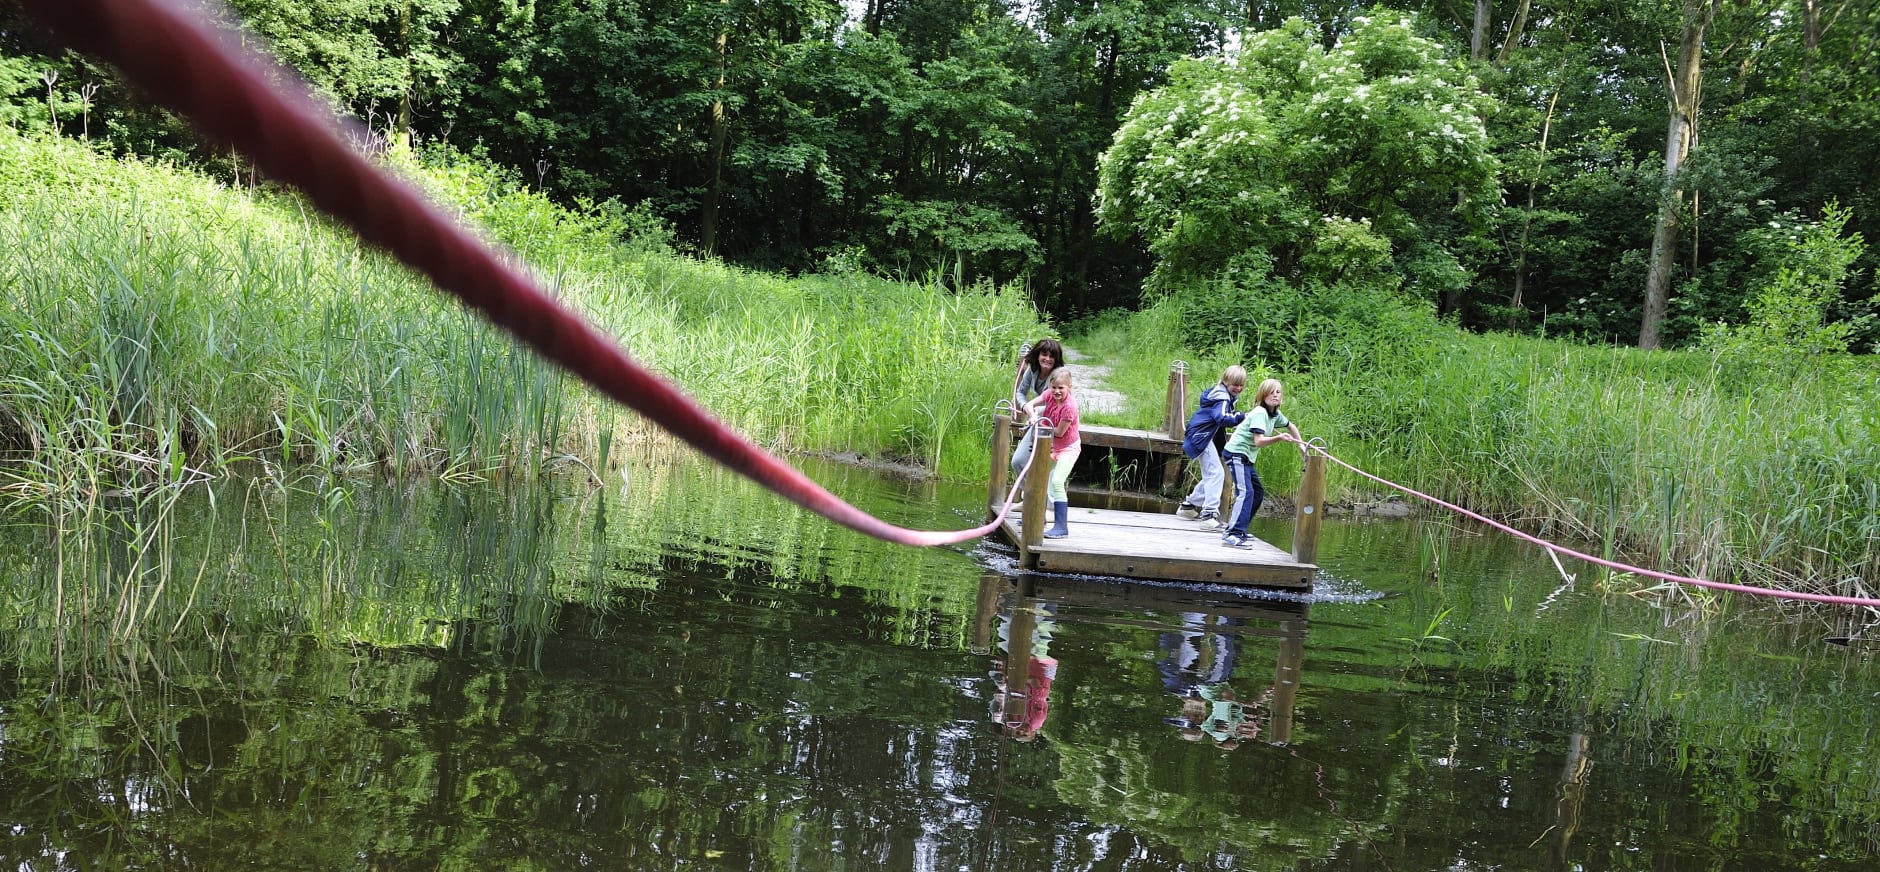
[1198,515,1222,532]
[1175,503,1201,520]
[1221,533,1251,548]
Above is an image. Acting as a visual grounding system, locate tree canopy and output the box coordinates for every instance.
[4,0,1876,347]
[1096,13,1499,300]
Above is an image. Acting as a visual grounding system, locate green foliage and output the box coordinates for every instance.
[1096,11,1500,298]
[1082,295,1880,591]
[0,129,1042,508]
[874,195,1041,282]
[1701,201,1870,370]
[225,0,462,123]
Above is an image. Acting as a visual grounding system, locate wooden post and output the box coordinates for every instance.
[1292,454,1326,565]
[1220,467,1235,522]
[1020,428,1054,556]
[1164,361,1188,440]
[988,410,1013,513]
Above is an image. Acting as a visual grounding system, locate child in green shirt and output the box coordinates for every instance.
[1220,379,1305,548]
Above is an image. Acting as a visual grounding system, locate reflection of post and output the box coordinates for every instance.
[1268,617,1305,744]
[972,572,1004,655]
[999,585,1039,728]
[1546,731,1592,871]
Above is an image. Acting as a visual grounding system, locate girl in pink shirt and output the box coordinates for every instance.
[1020,368,1081,538]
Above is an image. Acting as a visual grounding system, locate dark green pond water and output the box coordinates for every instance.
[3,454,1879,870]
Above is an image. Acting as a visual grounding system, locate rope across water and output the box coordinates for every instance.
[1286,436,1880,610]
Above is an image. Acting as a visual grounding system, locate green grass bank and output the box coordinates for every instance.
[1072,295,1880,595]
[5,128,1875,596]
[0,130,1040,504]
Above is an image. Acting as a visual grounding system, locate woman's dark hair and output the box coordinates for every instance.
[1024,339,1064,374]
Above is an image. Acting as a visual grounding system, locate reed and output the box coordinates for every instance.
[1078,296,1880,592]
[0,131,1042,507]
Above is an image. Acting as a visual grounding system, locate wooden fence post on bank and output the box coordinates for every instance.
[988,404,1013,514]
[1292,454,1326,565]
[1164,360,1188,440]
[1020,428,1055,554]
[1160,361,1189,492]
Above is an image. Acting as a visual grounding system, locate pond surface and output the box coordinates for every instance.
[2,454,1879,870]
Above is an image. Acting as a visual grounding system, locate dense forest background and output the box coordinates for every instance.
[2,0,1876,348]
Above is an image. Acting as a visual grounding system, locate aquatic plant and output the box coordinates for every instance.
[0,130,1043,507]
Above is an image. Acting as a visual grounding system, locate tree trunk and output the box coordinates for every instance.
[396,0,413,148]
[1638,0,1718,350]
[1471,0,1492,61]
[1511,90,1561,311]
[1494,0,1535,66]
[701,10,730,258]
[1065,30,1123,311]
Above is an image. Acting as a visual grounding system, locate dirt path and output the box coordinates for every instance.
[1062,347,1125,416]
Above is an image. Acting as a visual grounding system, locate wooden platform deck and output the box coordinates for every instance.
[1076,423,1183,453]
[998,507,1316,590]
[1020,422,1190,492]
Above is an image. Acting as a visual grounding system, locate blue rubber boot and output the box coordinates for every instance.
[1044,501,1069,538]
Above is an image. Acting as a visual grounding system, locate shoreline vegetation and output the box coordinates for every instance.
[3,129,1876,598]
[0,129,1037,498]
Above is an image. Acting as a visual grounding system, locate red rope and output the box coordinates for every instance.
[1290,436,1880,609]
[20,0,1017,546]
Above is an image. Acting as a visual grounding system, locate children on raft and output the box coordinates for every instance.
[1176,369,1307,547]
[1002,340,1305,547]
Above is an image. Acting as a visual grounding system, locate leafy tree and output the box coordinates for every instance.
[1702,201,1870,368]
[1096,10,1500,300]
[1009,0,1238,312]
[224,0,461,136]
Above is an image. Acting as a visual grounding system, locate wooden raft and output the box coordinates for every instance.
[997,506,1316,588]
[988,408,1325,591]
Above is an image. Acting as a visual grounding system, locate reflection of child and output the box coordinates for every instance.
[1157,613,1242,694]
[991,606,1059,741]
[1168,684,1266,751]
[1012,654,1058,741]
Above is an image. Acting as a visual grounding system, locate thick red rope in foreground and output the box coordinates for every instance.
[21,0,1020,546]
[1289,436,1880,609]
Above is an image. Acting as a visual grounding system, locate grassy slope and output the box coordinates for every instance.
[0,131,1042,498]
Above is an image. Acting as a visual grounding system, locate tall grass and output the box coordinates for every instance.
[0,130,1040,505]
[1076,295,1880,592]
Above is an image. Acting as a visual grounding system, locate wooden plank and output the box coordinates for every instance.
[998,506,1317,590]
[1077,424,1183,454]
[1033,548,1314,588]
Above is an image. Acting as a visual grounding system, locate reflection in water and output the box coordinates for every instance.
[989,585,1058,741]
[5,455,1880,869]
[1546,730,1593,872]
[974,570,1307,753]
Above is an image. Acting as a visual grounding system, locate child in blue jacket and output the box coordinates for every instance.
[1175,365,1246,530]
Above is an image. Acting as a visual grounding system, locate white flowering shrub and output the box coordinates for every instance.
[1096,13,1499,297]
